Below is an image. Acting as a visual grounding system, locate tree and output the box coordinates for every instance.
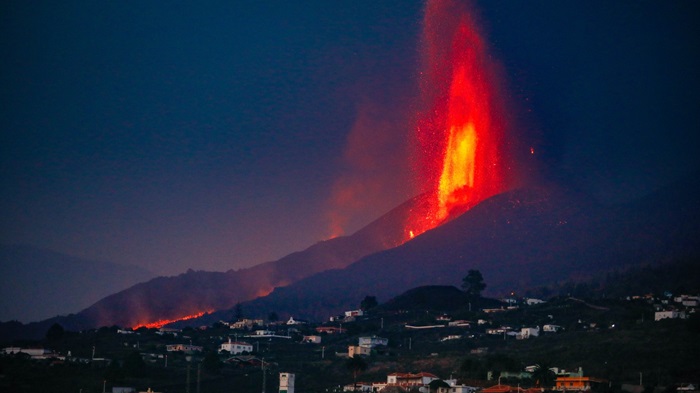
[46,323,64,341]
[346,355,367,390]
[268,311,279,323]
[462,269,486,298]
[428,379,450,392]
[234,303,244,320]
[531,364,556,388]
[360,295,378,311]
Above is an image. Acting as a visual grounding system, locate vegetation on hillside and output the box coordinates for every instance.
[1,260,698,393]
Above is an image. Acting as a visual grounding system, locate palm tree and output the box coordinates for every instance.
[531,363,557,389]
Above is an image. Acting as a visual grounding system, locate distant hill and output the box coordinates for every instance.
[211,177,699,323]
[0,245,155,323]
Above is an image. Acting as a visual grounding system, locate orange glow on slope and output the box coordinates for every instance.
[133,311,209,329]
[407,0,508,238]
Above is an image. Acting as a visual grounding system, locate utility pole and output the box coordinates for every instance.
[197,363,201,393]
[261,357,266,393]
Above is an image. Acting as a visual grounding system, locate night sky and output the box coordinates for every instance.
[2,1,699,276]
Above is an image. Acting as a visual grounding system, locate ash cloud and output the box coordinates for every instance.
[326,98,415,237]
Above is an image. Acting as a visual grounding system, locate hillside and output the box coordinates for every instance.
[0,193,439,339]
[2,264,698,393]
[214,178,700,322]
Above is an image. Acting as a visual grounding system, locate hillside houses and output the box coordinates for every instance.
[652,293,698,321]
[165,344,203,353]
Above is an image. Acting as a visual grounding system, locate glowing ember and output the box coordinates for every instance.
[132,311,209,329]
[407,0,508,238]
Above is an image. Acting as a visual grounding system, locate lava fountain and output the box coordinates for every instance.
[406,0,509,238]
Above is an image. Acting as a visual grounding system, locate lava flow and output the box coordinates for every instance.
[132,311,209,330]
[406,0,508,238]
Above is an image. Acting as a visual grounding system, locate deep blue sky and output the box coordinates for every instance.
[2,1,699,275]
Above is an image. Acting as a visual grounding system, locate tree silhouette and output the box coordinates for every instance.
[268,311,279,323]
[46,323,64,341]
[462,269,486,298]
[360,295,378,311]
[346,355,367,390]
[531,364,556,388]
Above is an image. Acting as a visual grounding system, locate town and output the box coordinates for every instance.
[2,272,699,393]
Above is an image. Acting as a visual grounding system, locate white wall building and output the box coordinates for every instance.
[358,336,388,348]
[345,309,364,317]
[348,345,371,357]
[165,344,203,353]
[303,335,322,344]
[219,338,253,354]
[654,310,687,321]
[525,298,546,305]
[438,379,479,393]
[280,372,295,393]
[520,327,540,339]
[543,324,563,333]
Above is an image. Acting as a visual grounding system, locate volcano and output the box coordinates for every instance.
[4,175,698,340]
[195,176,700,323]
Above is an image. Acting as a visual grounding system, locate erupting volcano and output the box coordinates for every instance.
[406,0,508,238]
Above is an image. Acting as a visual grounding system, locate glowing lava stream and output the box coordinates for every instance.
[406,0,507,239]
[132,311,209,330]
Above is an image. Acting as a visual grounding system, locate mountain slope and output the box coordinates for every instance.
[223,179,700,322]
[11,192,437,335]
[0,245,155,323]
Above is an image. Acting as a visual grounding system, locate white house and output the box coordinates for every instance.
[280,372,295,393]
[166,344,203,353]
[343,382,373,392]
[286,317,307,325]
[438,379,479,393]
[302,335,322,344]
[348,345,371,357]
[230,319,264,330]
[654,310,687,321]
[345,309,364,317]
[358,336,388,348]
[219,338,253,354]
[519,326,540,339]
[543,324,563,333]
[1,347,58,359]
[386,372,439,388]
[525,298,546,305]
[486,327,511,335]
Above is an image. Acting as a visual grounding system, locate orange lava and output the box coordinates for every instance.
[407,0,507,238]
[132,311,209,329]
